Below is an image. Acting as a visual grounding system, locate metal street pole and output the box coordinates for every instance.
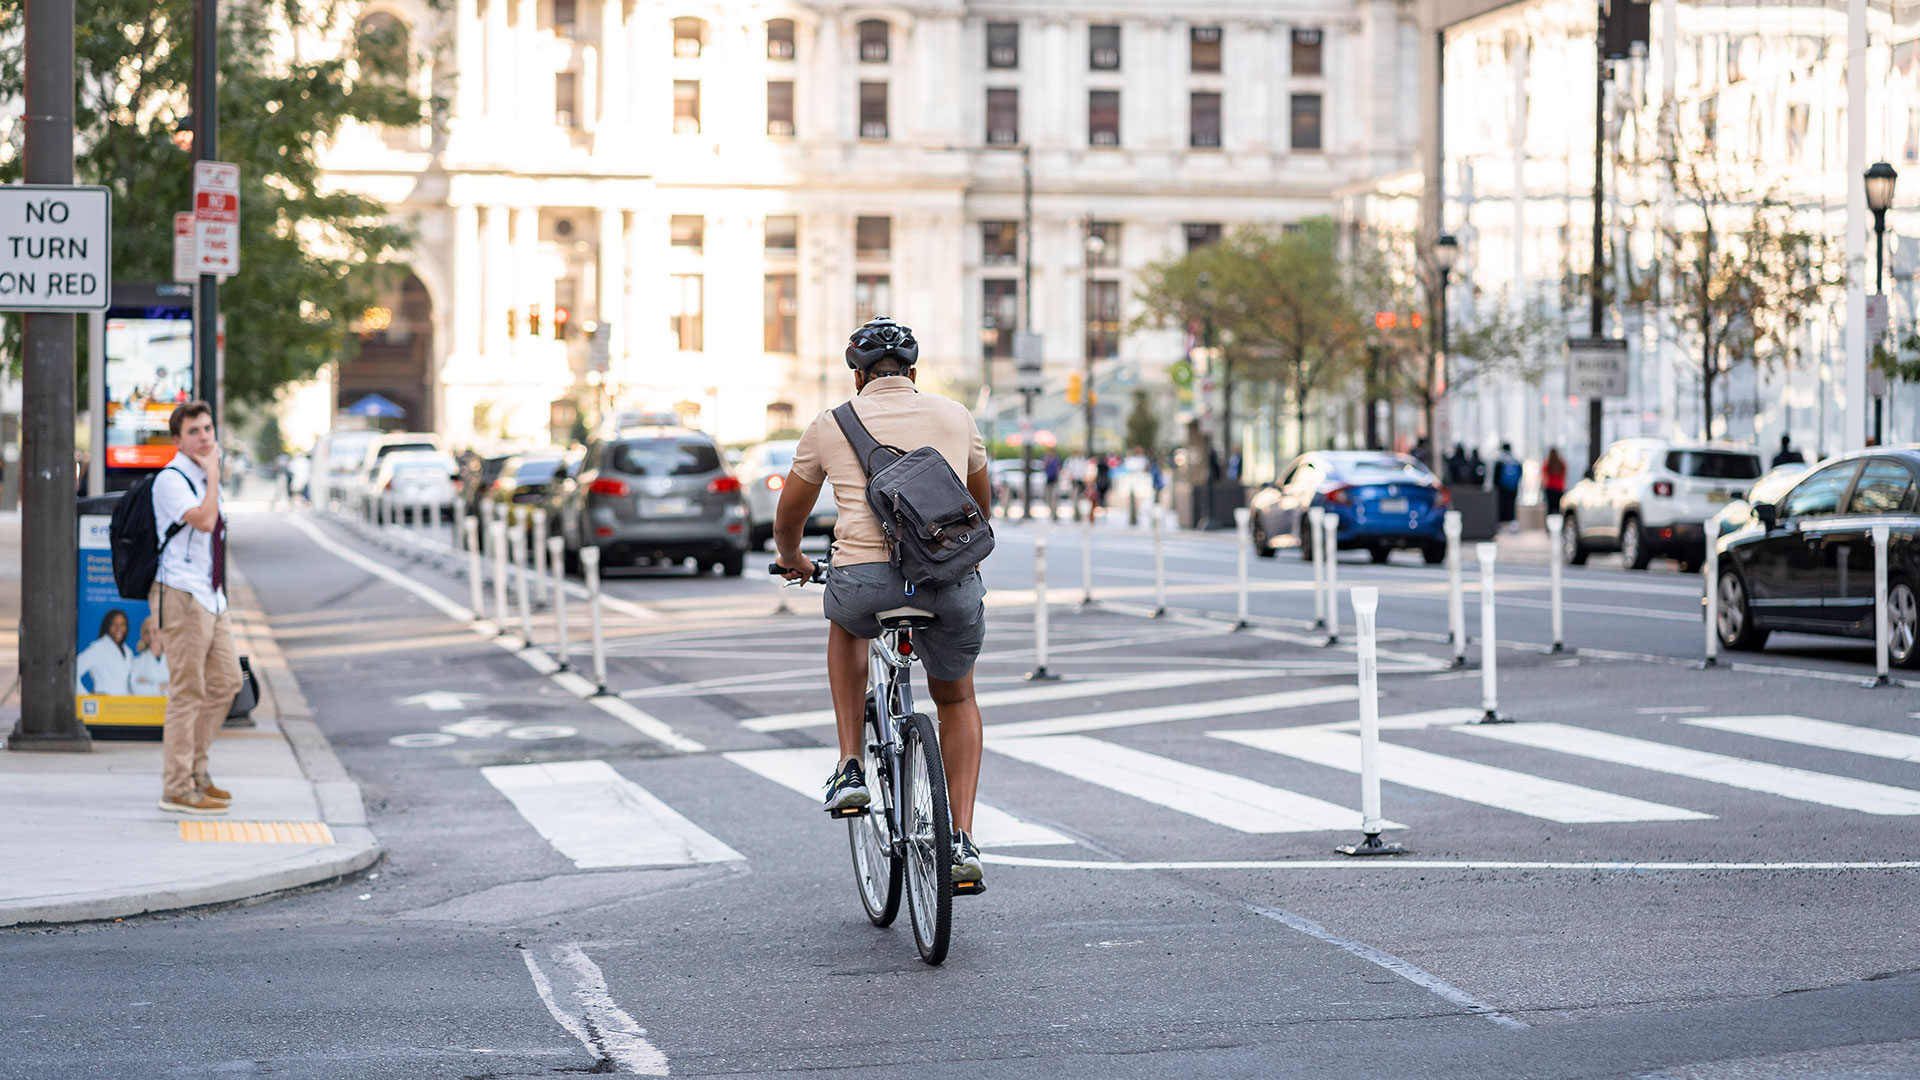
[1588,0,1607,472]
[194,0,221,422]
[1018,144,1035,518]
[1875,208,1887,445]
[9,0,88,750]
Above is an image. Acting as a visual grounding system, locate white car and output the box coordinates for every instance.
[737,440,836,550]
[315,429,380,507]
[369,450,460,521]
[350,431,444,514]
[1560,438,1764,570]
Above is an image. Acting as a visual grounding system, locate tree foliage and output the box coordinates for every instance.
[0,0,427,406]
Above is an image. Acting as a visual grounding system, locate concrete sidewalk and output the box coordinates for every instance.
[0,511,380,926]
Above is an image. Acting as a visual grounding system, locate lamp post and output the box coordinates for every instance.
[1867,162,1897,445]
[1431,235,1459,461]
[1082,221,1105,459]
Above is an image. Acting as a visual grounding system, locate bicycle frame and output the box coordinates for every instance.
[865,626,916,857]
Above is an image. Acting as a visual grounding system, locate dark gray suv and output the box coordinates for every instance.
[557,426,750,576]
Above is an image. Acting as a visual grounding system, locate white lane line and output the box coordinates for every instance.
[1685,715,1920,764]
[983,853,1920,871]
[1456,722,1920,815]
[723,747,1073,847]
[987,734,1391,834]
[1213,728,1711,823]
[483,760,744,868]
[741,669,1291,733]
[523,944,669,1075]
[982,685,1362,740]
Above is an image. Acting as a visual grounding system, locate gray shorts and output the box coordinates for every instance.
[822,563,987,681]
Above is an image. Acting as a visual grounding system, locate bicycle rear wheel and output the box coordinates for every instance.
[900,711,954,965]
[849,702,901,926]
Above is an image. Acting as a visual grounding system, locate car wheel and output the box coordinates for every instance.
[1561,513,1590,565]
[1297,523,1315,561]
[1422,543,1446,565]
[721,551,746,577]
[1889,578,1920,668]
[1717,570,1769,651]
[1620,514,1652,570]
[1369,545,1391,564]
[1252,518,1277,558]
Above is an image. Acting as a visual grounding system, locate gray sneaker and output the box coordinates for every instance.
[951,829,983,886]
[823,758,871,815]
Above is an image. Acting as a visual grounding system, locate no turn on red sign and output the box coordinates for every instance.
[193,160,239,277]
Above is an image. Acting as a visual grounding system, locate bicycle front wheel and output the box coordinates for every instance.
[849,703,901,926]
[900,711,954,965]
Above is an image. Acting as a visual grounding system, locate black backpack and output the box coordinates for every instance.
[108,465,193,601]
[832,403,993,588]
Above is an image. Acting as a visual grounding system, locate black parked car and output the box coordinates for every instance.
[1714,448,1920,665]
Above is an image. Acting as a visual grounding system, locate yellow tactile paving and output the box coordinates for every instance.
[178,821,334,844]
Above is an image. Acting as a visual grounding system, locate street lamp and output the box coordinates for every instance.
[1082,222,1105,460]
[1433,234,1459,357]
[1867,162,1898,294]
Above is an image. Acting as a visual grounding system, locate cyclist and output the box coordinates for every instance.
[773,317,993,888]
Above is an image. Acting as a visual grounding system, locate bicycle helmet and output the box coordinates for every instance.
[846,316,919,372]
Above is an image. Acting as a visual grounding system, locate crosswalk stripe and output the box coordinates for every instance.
[482,760,744,869]
[1685,715,1920,764]
[983,685,1361,740]
[722,747,1073,847]
[1212,728,1711,823]
[1456,723,1920,815]
[987,734,1389,833]
[740,669,1289,732]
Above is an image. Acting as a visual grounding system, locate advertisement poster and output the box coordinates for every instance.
[75,514,167,729]
[104,312,193,469]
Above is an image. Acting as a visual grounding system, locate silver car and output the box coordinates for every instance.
[558,426,749,576]
[738,440,836,550]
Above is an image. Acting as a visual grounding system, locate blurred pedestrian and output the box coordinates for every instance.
[1468,448,1487,486]
[1772,434,1805,468]
[1494,443,1521,528]
[1043,451,1062,517]
[1093,457,1113,516]
[1542,447,1567,516]
[1445,443,1470,484]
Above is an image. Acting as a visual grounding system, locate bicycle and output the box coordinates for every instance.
[771,557,976,965]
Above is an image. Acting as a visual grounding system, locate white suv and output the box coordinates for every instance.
[1560,438,1764,570]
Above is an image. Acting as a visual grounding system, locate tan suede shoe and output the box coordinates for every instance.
[201,782,233,801]
[158,794,229,816]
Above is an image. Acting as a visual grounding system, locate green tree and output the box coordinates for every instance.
[1124,388,1160,454]
[0,0,427,405]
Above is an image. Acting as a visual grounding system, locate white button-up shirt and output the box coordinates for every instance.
[152,453,227,615]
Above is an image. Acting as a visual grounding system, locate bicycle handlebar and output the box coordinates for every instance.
[768,560,830,585]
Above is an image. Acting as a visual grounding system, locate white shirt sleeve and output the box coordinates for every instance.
[151,468,198,531]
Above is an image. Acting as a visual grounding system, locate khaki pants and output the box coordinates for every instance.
[154,584,242,802]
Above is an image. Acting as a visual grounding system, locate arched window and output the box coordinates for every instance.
[673,17,706,58]
[858,19,889,63]
[767,18,796,60]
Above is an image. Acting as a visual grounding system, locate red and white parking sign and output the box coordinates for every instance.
[192,161,239,277]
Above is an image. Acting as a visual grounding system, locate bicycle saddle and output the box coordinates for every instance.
[876,606,937,629]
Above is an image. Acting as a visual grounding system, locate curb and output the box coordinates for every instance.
[0,567,382,928]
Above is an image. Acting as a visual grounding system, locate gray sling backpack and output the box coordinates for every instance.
[832,402,993,589]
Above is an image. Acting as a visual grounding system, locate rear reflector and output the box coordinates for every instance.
[709,475,743,494]
[595,526,614,537]
[1652,480,1673,497]
[589,478,629,497]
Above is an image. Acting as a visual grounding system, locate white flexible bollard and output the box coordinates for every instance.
[1338,585,1405,856]
[511,524,534,647]
[1475,542,1508,723]
[1307,506,1328,630]
[1321,509,1340,645]
[464,516,484,622]
[1546,513,1566,653]
[1703,529,1721,668]
[531,512,550,607]
[490,520,510,632]
[1080,512,1094,607]
[548,535,571,671]
[581,545,608,694]
[1444,511,1466,668]
[1233,506,1252,629]
[1028,532,1058,680]
[1874,524,1891,686]
[1152,507,1169,618]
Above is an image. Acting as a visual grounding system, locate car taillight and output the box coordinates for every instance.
[1653,480,1673,497]
[708,476,742,494]
[1434,484,1451,508]
[589,478,629,497]
[1322,485,1352,506]
[767,474,784,491]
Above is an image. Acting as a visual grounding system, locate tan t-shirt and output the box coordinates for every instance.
[790,376,989,566]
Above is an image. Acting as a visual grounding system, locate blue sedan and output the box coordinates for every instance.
[1248,451,1451,564]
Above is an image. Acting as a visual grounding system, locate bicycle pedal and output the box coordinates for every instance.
[953,880,987,897]
[826,805,870,818]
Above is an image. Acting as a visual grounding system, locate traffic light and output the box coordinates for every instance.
[1066,372,1083,405]
[553,305,571,338]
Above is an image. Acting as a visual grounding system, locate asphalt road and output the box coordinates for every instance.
[5,506,1918,1079]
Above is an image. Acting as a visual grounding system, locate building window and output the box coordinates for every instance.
[982,279,1018,357]
[767,80,794,136]
[1290,93,1321,151]
[767,18,795,60]
[1086,280,1121,360]
[1191,25,1222,73]
[1185,222,1221,251]
[1291,28,1322,75]
[855,274,891,324]
[765,215,798,255]
[670,274,703,351]
[1698,95,1717,142]
[1788,103,1810,163]
[1089,90,1120,146]
[552,0,576,37]
[1086,221,1120,267]
[764,274,797,353]
[670,215,704,253]
[1090,24,1120,70]
[856,216,891,260]
[674,80,701,134]
[1905,107,1920,164]
[673,17,704,58]
[859,81,888,139]
[1190,92,1222,148]
[982,221,1018,265]
[987,22,1019,68]
[987,88,1019,145]
[555,72,578,128]
[859,19,889,63]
